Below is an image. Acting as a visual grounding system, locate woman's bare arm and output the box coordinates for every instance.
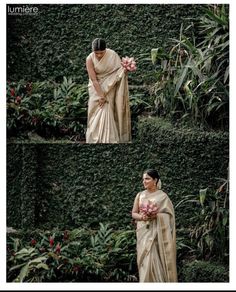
[86,56,106,107]
[132,193,143,221]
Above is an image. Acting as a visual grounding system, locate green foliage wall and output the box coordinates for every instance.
[7,4,204,83]
[7,118,229,230]
[181,260,229,282]
[137,117,229,224]
[7,144,23,227]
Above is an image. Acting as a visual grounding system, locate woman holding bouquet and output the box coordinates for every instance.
[132,169,178,282]
[85,38,133,143]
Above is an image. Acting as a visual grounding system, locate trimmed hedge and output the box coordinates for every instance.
[7,117,229,230]
[181,260,229,282]
[137,117,229,223]
[7,4,204,83]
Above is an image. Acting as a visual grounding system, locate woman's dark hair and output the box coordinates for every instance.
[144,169,160,184]
[92,38,106,51]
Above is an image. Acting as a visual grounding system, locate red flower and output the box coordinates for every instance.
[49,236,54,247]
[15,96,21,104]
[63,230,69,241]
[55,243,61,254]
[10,88,15,96]
[26,82,32,94]
[31,239,37,246]
[73,265,80,273]
[39,247,46,253]
[32,117,38,126]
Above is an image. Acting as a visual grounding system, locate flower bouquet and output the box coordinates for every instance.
[140,200,159,229]
[121,56,137,72]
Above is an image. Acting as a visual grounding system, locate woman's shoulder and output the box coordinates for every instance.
[137,190,146,199]
[106,48,119,57]
[159,190,174,204]
[158,189,168,198]
[86,52,94,61]
[135,191,144,198]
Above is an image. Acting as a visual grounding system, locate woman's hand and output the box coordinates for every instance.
[141,214,149,221]
[148,213,158,220]
[141,213,158,221]
[98,96,106,108]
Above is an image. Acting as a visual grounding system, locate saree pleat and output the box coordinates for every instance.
[136,190,178,282]
[86,48,131,143]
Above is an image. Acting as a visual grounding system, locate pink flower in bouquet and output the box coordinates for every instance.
[140,201,159,229]
[121,56,137,72]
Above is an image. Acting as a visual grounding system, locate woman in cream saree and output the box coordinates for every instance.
[86,39,131,143]
[132,169,178,282]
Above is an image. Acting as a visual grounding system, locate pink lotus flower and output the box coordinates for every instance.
[140,200,159,229]
[121,56,137,72]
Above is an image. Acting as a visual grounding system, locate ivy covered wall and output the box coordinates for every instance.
[7,4,204,83]
[7,118,229,230]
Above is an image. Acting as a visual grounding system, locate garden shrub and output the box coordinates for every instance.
[181,260,229,282]
[7,4,204,83]
[7,117,229,230]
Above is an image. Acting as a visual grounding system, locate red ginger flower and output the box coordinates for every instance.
[15,96,21,104]
[63,230,69,241]
[49,236,54,247]
[31,239,37,246]
[10,88,15,96]
[55,243,61,254]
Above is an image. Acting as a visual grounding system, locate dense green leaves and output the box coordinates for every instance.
[181,260,229,282]
[7,4,203,84]
[150,5,229,130]
[7,79,88,140]
[7,225,137,282]
[7,117,229,231]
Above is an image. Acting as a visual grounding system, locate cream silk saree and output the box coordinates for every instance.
[86,48,131,143]
[136,190,178,282]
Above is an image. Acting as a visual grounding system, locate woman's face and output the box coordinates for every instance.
[143,173,157,190]
[94,49,106,60]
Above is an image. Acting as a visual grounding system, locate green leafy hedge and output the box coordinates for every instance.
[7,117,229,230]
[137,117,229,226]
[180,260,229,282]
[7,4,204,83]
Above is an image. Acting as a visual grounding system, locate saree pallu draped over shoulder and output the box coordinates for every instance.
[86,48,131,143]
[136,190,178,282]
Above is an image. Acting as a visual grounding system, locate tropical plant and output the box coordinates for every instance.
[150,4,229,130]
[7,78,88,140]
[7,225,138,282]
[176,174,229,262]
